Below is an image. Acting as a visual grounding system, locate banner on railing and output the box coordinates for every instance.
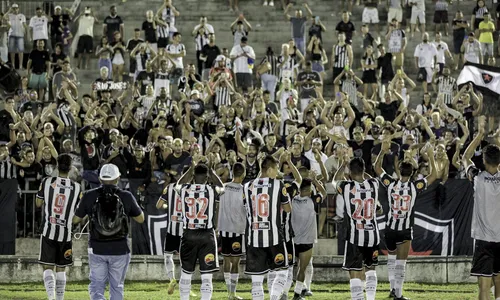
[0,179,18,255]
[338,179,475,256]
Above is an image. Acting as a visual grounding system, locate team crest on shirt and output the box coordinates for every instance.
[64,249,72,260]
[383,179,390,186]
[232,242,241,252]
[274,253,285,265]
[204,254,215,266]
[416,182,424,189]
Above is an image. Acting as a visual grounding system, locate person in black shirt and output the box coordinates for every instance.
[309,16,326,41]
[136,59,156,95]
[50,43,67,75]
[178,64,201,93]
[335,12,356,44]
[27,40,50,101]
[347,126,375,175]
[200,34,221,81]
[164,138,191,182]
[451,11,469,70]
[103,6,124,42]
[376,45,395,87]
[142,11,157,51]
[78,126,103,189]
[49,6,72,49]
[125,145,152,203]
[125,28,144,79]
[0,98,16,142]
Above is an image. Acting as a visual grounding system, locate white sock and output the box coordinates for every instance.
[304,259,313,291]
[394,260,407,298]
[267,270,276,293]
[224,272,231,293]
[349,278,365,300]
[387,254,396,291]
[230,273,239,294]
[55,272,66,300]
[164,253,175,280]
[270,269,288,300]
[179,272,192,300]
[282,267,293,296]
[294,281,304,295]
[251,275,265,300]
[365,270,377,300]
[200,273,213,300]
[43,269,56,300]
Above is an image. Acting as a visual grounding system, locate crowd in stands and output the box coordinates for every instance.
[0,0,499,238]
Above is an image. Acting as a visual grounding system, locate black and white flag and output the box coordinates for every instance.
[457,62,500,97]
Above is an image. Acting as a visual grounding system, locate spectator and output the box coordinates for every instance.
[258,47,279,102]
[200,34,221,82]
[52,60,77,100]
[452,11,470,70]
[461,32,483,64]
[284,3,313,55]
[360,45,377,99]
[230,36,255,93]
[6,3,28,70]
[362,0,380,37]
[142,10,158,53]
[477,13,495,61]
[166,32,186,89]
[296,61,322,112]
[306,36,328,81]
[48,5,72,50]
[0,13,11,64]
[386,18,406,71]
[387,0,403,24]
[110,32,126,82]
[331,33,353,93]
[335,11,355,45]
[433,0,450,36]
[308,15,326,42]
[96,37,113,79]
[471,0,489,30]
[414,32,438,93]
[156,14,170,50]
[103,5,124,43]
[432,32,453,75]
[75,7,98,70]
[126,28,144,81]
[157,0,180,38]
[193,22,209,77]
[29,7,49,49]
[409,0,426,38]
[192,16,214,36]
[230,15,252,47]
[27,40,50,102]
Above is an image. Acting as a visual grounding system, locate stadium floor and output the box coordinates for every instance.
[0,281,481,299]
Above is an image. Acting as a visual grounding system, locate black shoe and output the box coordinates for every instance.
[292,293,305,300]
[394,296,410,300]
[389,289,396,298]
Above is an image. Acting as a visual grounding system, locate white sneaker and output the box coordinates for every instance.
[269,1,274,6]
[263,1,268,6]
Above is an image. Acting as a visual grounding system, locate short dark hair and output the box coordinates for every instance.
[173,32,181,38]
[237,20,243,25]
[263,90,271,95]
[349,157,365,176]
[300,178,313,192]
[134,28,141,32]
[483,145,500,167]
[399,162,414,177]
[58,154,73,174]
[241,36,248,43]
[233,162,245,178]
[261,155,278,172]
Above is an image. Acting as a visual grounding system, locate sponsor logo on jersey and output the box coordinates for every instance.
[204,254,215,266]
[416,182,425,189]
[274,253,285,265]
[232,242,241,252]
[64,249,72,260]
[288,253,293,262]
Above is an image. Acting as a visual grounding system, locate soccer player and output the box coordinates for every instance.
[335,157,381,300]
[243,155,292,300]
[36,154,82,300]
[156,182,184,294]
[175,161,224,300]
[218,162,246,300]
[462,116,500,300]
[374,140,438,300]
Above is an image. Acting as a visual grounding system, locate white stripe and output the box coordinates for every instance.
[457,65,500,95]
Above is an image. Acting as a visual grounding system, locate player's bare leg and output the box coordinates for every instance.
[164,253,177,294]
[394,240,411,300]
[493,275,500,299]
[293,248,313,300]
[349,270,365,300]
[479,276,493,300]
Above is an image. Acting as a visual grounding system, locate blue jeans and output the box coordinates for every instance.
[88,252,131,300]
[294,36,306,55]
[261,73,278,102]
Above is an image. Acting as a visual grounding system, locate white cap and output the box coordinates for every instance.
[215,55,226,62]
[12,3,18,8]
[55,6,62,10]
[190,89,200,96]
[99,164,121,181]
[84,8,91,14]
[312,138,322,145]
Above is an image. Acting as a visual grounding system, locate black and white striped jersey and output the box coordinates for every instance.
[176,183,222,230]
[214,85,231,108]
[0,159,16,179]
[159,183,184,236]
[282,181,300,242]
[243,177,290,248]
[337,178,380,247]
[436,76,457,105]
[333,44,349,68]
[379,172,427,231]
[37,177,81,242]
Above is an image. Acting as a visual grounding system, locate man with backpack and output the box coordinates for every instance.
[73,163,144,300]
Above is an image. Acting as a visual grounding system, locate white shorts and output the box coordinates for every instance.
[0,46,7,63]
[411,9,425,24]
[362,7,379,24]
[388,7,403,23]
[481,42,494,57]
[424,66,433,83]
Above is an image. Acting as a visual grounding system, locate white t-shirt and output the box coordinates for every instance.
[304,150,328,175]
[432,41,449,64]
[77,16,95,37]
[29,16,49,41]
[411,0,425,11]
[230,44,255,74]
[166,43,185,69]
[414,42,438,68]
[464,40,482,64]
[8,13,26,37]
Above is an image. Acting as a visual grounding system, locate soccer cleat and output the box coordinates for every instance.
[269,1,274,6]
[263,1,268,6]
[292,293,305,300]
[394,296,410,300]
[280,293,288,300]
[167,279,177,295]
[234,296,243,300]
[389,289,396,298]
[303,289,313,296]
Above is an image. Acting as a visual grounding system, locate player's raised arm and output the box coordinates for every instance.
[463,116,486,171]
[425,144,438,186]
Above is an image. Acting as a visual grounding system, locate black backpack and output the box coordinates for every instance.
[90,186,129,241]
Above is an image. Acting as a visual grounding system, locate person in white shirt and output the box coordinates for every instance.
[6,3,28,70]
[461,32,483,64]
[75,7,99,70]
[230,36,255,93]
[165,32,185,87]
[409,0,425,37]
[29,7,49,48]
[192,16,214,36]
[414,32,437,93]
[432,31,453,75]
[0,13,11,63]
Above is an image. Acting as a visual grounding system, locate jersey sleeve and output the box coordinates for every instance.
[466,164,480,182]
[379,172,395,188]
[414,178,428,194]
[335,180,348,195]
[36,178,47,199]
[279,181,291,205]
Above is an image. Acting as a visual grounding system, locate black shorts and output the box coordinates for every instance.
[164,232,181,253]
[342,242,379,271]
[362,70,377,84]
[433,10,449,24]
[385,229,413,252]
[245,243,288,275]
[38,236,73,267]
[180,229,219,274]
[221,235,245,257]
[471,240,500,277]
[294,243,313,255]
[235,73,253,90]
[333,67,344,83]
[77,35,93,54]
[285,240,296,266]
[158,37,169,49]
